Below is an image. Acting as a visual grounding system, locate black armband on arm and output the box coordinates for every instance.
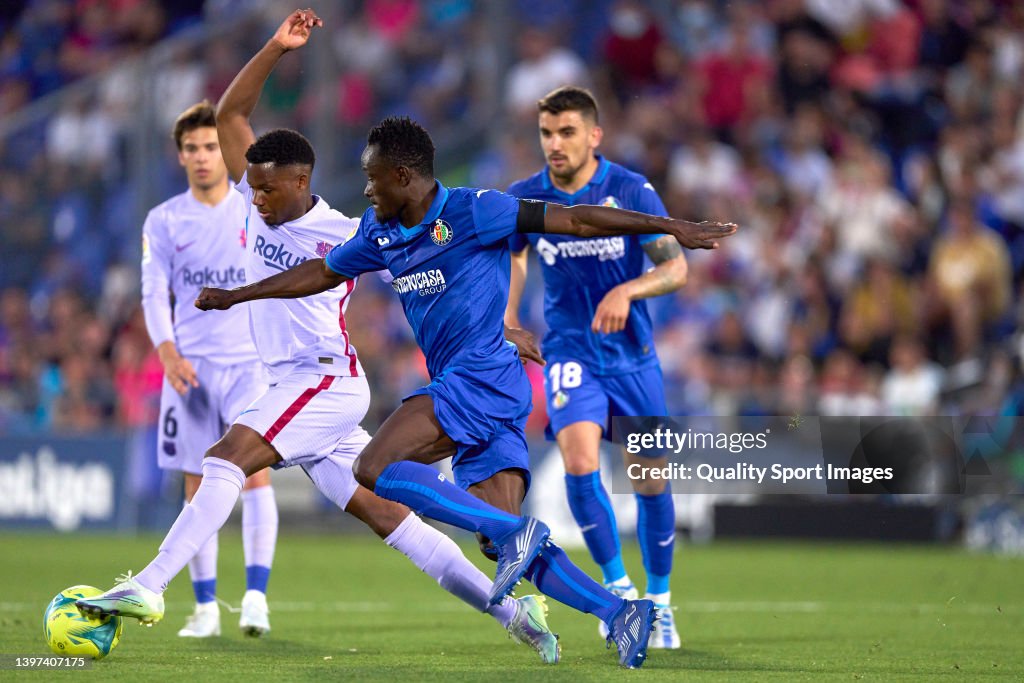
[515,199,547,234]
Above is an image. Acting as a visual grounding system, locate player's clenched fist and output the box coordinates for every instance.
[668,220,737,250]
[195,287,236,310]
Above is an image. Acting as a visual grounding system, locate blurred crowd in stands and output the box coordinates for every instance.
[2,0,1024,445]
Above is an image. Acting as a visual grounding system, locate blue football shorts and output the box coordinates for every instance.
[405,359,532,491]
[543,357,667,448]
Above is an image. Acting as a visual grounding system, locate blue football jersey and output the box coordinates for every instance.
[508,156,668,376]
[325,182,521,379]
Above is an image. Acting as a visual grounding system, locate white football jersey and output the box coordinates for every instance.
[141,188,259,366]
[237,173,363,383]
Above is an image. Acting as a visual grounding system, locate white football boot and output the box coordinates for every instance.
[75,571,165,626]
[239,590,270,637]
[648,604,681,649]
[178,602,221,638]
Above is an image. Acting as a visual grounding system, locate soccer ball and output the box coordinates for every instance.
[43,586,123,660]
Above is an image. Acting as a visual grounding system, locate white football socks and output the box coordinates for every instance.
[137,458,245,594]
[385,513,517,626]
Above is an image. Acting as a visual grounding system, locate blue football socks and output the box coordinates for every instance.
[245,565,271,594]
[375,461,521,541]
[527,541,623,624]
[192,578,216,605]
[636,487,675,596]
[565,471,627,584]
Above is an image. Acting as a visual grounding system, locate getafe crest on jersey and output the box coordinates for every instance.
[600,195,620,208]
[431,218,453,246]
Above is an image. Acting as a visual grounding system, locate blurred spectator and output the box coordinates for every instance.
[881,335,943,415]
[694,21,772,134]
[818,349,883,416]
[667,126,741,206]
[945,38,998,123]
[601,0,667,100]
[504,27,588,119]
[817,139,914,273]
[839,258,918,366]
[927,199,1013,360]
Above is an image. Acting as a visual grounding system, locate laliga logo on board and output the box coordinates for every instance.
[431,218,453,246]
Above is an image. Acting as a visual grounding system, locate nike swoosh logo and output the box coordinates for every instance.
[377,237,390,246]
[238,408,259,416]
[175,240,197,252]
[580,523,599,533]
[476,189,491,198]
[657,534,675,547]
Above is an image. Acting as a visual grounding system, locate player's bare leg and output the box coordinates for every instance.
[77,426,280,626]
[351,395,550,604]
[469,469,526,559]
[351,395,460,482]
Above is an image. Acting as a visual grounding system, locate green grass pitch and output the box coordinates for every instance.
[2,532,1021,681]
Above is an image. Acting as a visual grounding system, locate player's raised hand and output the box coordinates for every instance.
[668,219,737,250]
[195,287,236,311]
[271,8,323,52]
[504,326,545,366]
[156,341,199,396]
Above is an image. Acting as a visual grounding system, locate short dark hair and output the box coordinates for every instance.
[245,128,316,168]
[537,86,599,123]
[172,101,217,150]
[367,116,434,177]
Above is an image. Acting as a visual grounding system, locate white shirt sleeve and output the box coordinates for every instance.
[140,208,176,348]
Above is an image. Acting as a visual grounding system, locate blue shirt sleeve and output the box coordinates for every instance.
[631,179,670,245]
[471,189,521,246]
[324,216,387,278]
[508,232,528,253]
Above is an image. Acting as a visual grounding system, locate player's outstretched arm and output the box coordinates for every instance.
[216,8,323,182]
[542,203,736,250]
[195,258,345,310]
[591,236,688,334]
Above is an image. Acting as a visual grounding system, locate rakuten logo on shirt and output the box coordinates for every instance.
[181,266,246,287]
[254,235,308,271]
[392,268,447,296]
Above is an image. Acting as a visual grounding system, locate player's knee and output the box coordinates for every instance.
[562,452,599,476]
[204,440,241,465]
[631,476,667,496]
[203,433,259,474]
[351,454,380,490]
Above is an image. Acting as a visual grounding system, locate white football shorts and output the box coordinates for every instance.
[158,357,268,475]
[234,372,372,509]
